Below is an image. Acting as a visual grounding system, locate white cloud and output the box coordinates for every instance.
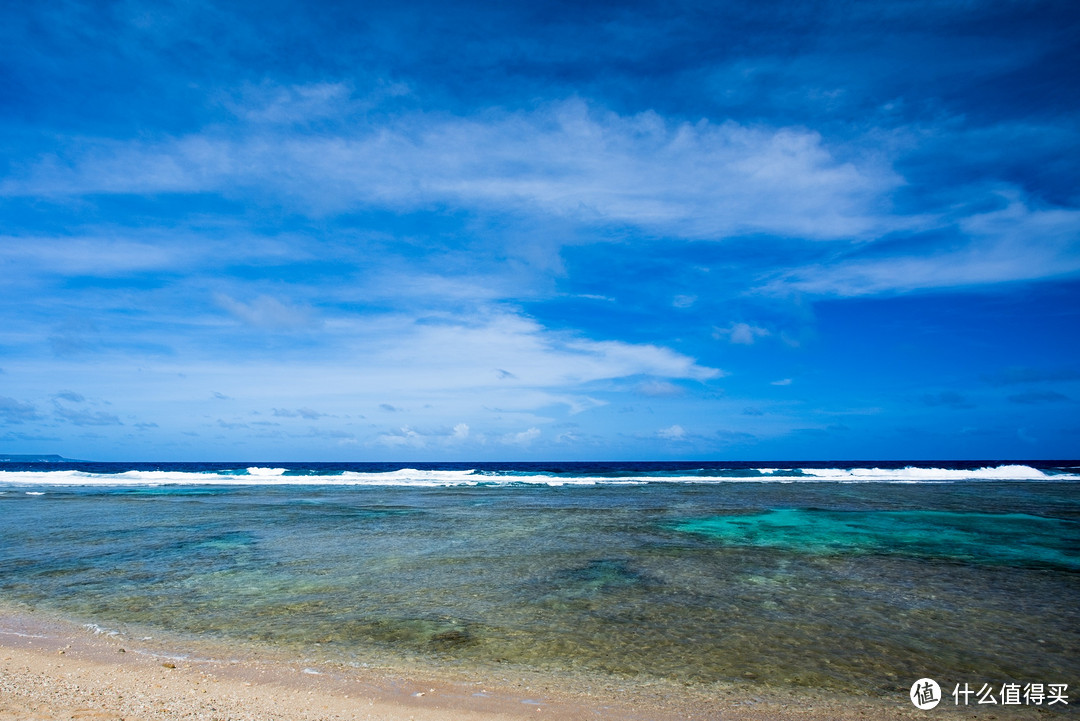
[765,191,1080,296]
[225,82,355,125]
[635,380,683,396]
[33,306,716,448]
[3,98,900,242]
[656,424,686,440]
[714,322,771,345]
[214,293,320,331]
[372,421,483,450]
[221,80,412,126]
[504,427,541,445]
[0,236,188,276]
[771,378,793,386]
[367,310,722,393]
[374,426,424,448]
[0,231,323,300]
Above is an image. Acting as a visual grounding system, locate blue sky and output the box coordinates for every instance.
[1,0,1078,461]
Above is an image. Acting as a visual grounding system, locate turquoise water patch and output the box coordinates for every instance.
[671,509,1080,570]
[192,530,259,551]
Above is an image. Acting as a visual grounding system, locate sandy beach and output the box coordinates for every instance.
[1,609,1058,721]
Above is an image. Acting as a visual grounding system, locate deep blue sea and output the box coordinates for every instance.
[1,460,1078,699]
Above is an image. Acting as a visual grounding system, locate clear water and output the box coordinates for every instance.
[1,462,1078,699]
[672,508,1080,570]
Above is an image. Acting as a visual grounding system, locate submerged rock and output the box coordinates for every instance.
[430,628,475,648]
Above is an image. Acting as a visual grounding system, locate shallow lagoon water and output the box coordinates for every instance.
[1,465,1078,698]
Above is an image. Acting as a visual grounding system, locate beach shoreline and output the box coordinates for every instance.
[0,607,1055,721]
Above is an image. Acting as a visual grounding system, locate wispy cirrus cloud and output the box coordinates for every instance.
[222,81,372,125]
[214,293,321,331]
[0,236,187,276]
[763,192,1080,296]
[3,98,900,242]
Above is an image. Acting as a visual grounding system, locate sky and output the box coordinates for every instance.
[1,0,1078,462]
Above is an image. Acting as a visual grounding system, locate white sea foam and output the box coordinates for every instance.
[133,649,189,661]
[82,623,120,637]
[245,467,288,476]
[0,464,1075,487]
[794,464,1054,482]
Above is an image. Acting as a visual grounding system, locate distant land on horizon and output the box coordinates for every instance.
[0,454,85,463]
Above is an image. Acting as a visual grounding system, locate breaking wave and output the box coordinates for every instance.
[0,463,1076,487]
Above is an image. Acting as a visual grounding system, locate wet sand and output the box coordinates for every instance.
[0,609,1057,721]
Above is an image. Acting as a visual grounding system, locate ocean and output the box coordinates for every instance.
[1,460,1078,702]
